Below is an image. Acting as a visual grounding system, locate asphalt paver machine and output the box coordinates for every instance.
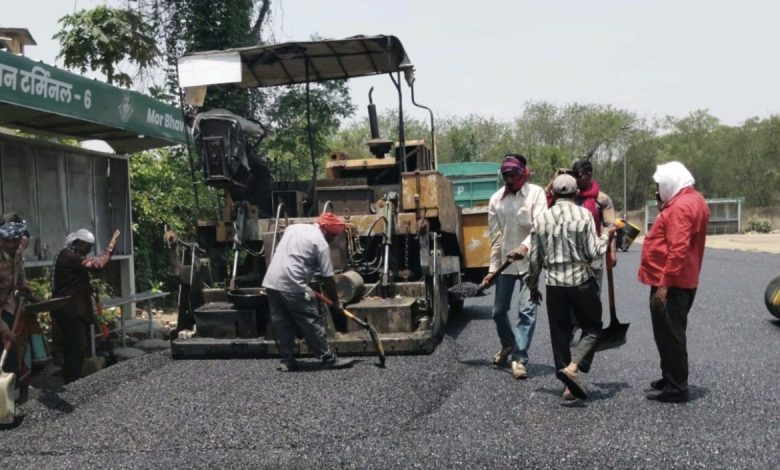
[170,35,464,359]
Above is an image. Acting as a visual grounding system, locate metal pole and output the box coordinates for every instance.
[120,312,126,348]
[623,152,627,220]
[90,325,96,358]
[147,300,153,338]
[305,60,318,216]
[410,81,436,170]
[397,70,407,172]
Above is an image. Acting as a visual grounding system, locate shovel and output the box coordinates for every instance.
[448,259,513,300]
[596,239,630,351]
[0,293,27,425]
[312,291,386,366]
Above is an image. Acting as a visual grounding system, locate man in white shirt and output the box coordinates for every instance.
[486,154,549,379]
[262,213,352,371]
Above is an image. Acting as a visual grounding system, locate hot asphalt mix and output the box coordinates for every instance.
[1,248,779,468]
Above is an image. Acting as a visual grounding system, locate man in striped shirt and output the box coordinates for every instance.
[526,174,614,400]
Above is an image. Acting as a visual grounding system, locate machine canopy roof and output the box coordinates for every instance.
[178,35,413,89]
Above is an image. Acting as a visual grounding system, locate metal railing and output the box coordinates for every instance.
[90,291,170,356]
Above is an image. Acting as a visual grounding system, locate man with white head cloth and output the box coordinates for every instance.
[51,228,120,383]
[638,161,709,403]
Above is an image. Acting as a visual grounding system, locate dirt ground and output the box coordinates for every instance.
[635,232,780,254]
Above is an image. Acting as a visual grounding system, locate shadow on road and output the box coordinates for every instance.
[588,381,631,401]
[456,359,556,379]
[445,305,492,340]
[280,358,367,373]
[536,381,630,403]
[686,385,710,402]
[0,414,25,430]
[464,305,492,320]
[37,389,75,414]
[769,319,780,328]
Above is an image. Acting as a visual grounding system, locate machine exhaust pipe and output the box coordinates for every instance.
[367,87,380,139]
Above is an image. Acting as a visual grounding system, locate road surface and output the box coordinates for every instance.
[1,247,778,468]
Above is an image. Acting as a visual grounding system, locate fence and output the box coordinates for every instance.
[645,197,742,234]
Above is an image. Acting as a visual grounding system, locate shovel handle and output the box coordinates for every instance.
[311,290,367,327]
[605,233,618,321]
[479,259,514,292]
[1,293,26,366]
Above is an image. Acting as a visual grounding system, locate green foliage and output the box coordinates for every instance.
[265,80,356,181]
[747,218,772,233]
[28,270,52,300]
[129,147,220,291]
[53,6,159,87]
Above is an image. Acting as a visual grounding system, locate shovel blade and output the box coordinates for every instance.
[448,282,487,300]
[0,371,16,425]
[595,322,630,352]
[366,325,386,366]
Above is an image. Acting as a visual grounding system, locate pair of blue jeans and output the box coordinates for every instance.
[492,274,537,364]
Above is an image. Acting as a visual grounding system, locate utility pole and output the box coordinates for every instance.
[621,125,631,220]
[623,151,627,220]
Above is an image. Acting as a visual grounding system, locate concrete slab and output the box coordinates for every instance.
[112,347,146,362]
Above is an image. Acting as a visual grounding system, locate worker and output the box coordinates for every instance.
[262,212,353,372]
[544,159,617,290]
[0,220,38,402]
[527,174,614,400]
[486,154,548,379]
[50,228,121,384]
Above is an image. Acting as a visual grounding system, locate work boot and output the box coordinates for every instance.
[321,352,353,370]
[646,389,689,403]
[492,346,513,366]
[650,378,669,390]
[276,359,299,372]
[511,360,528,380]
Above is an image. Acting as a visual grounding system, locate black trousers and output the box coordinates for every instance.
[53,315,88,384]
[650,286,696,393]
[546,278,603,372]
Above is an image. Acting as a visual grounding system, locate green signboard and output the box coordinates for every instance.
[0,50,187,146]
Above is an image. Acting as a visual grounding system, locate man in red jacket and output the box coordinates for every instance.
[639,161,709,403]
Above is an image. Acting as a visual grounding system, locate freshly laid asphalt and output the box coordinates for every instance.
[1,247,779,469]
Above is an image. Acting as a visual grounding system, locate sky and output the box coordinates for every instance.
[4,0,780,127]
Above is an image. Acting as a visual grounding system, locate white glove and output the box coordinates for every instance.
[303,286,315,301]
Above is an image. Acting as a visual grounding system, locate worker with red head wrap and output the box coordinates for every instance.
[262,212,352,371]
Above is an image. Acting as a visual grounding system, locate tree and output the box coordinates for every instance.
[265,80,355,182]
[53,6,159,87]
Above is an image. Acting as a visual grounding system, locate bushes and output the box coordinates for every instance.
[746,217,773,233]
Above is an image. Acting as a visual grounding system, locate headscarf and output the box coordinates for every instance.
[318,213,346,236]
[0,221,27,240]
[653,161,695,203]
[500,157,525,175]
[501,154,530,197]
[64,229,96,248]
[576,179,602,233]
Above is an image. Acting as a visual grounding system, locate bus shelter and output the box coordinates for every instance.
[0,49,188,309]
